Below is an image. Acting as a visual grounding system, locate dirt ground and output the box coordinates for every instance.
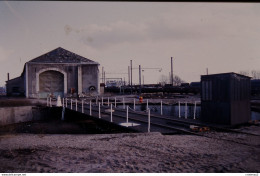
[0,126,259,173]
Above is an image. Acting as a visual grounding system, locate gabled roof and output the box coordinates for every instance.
[28,47,99,64]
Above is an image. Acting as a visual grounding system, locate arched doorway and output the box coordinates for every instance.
[39,70,64,98]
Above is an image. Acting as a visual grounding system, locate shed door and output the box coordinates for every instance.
[39,70,64,98]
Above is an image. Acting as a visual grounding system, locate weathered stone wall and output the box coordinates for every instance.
[0,106,61,126]
[27,63,99,98]
[6,76,25,96]
[82,65,99,94]
[27,63,72,98]
[0,106,34,126]
[7,63,99,98]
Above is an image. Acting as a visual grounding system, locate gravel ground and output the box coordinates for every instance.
[0,126,259,173]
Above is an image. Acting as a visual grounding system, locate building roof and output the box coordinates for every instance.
[201,72,251,79]
[28,47,99,64]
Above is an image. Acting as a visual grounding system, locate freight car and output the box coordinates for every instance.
[251,79,260,95]
[104,79,260,95]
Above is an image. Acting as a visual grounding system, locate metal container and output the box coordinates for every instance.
[201,72,251,126]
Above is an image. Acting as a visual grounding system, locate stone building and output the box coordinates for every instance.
[6,47,100,98]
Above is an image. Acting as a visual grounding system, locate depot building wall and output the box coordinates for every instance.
[27,63,99,98]
[82,65,99,94]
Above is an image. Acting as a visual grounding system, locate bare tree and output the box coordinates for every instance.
[158,75,169,86]
[173,75,184,86]
[239,70,250,77]
[239,70,260,79]
[251,70,260,79]
[158,74,184,86]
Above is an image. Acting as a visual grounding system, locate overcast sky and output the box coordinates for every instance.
[0,2,259,86]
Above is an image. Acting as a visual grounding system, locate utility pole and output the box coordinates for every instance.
[128,66,130,85]
[130,60,133,94]
[139,65,142,95]
[171,57,173,86]
[104,71,106,85]
[102,67,104,83]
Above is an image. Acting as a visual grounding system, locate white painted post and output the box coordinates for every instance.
[148,108,150,132]
[102,97,103,106]
[133,98,136,111]
[193,101,197,119]
[76,99,78,111]
[99,102,101,118]
[160,100,163,115]
[123,98,125,109]
[70,99,72,109]
[47,97,49,107]
[146,99,149,111]
[56,96,62,107]
[82,100,84,113]
[110,104,113,122]
[115,97,117,107]
[126,105,129,123]
[66,98,67,108]
[185,102,187,119]
[90,100,92,116]
[108,97,109,107]
[178,101,181,118]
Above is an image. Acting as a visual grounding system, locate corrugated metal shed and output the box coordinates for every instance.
[201,72,251,126]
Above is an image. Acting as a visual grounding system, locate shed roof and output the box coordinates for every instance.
[201,72,251,79]
[28,47,99,64]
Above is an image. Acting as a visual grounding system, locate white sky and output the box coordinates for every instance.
[0,2,260,86]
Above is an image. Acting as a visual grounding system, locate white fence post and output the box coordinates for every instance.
[148,108,150,132]
[123,98,125,109]
[50,98,52,107]
[90,100,92,116]
[82,100,84,113]
[146,99,149,111]
[193,101,197,119]
[110,104,113,122]
[115,97,117,107]
[133,98,136,111]
[99,102,101,118]
[178,101,181,118]
[160,100,163,115]
[126,105,129,123]
[76,99,78,111]
[185,102,187,119]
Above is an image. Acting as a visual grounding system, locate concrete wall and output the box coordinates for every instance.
[6,62,100,98]
[27,63,99,98]
[0,106,33,126]
[27,63,73,98]
[6,76,25,96]
[0,106,54,126]
[82,65,99,94]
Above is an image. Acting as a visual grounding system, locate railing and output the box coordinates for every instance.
[47,96,201,132]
